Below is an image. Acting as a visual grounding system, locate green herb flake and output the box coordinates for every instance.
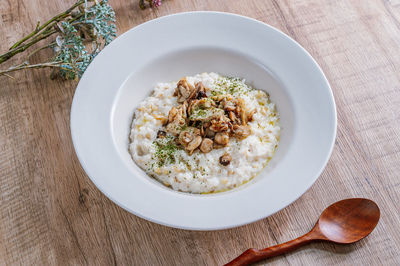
[211,76,253,96]
[151,136,181,167]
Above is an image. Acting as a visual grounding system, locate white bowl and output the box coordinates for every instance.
[71,12,336,230]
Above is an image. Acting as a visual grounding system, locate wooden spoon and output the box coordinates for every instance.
[225,198,380,266]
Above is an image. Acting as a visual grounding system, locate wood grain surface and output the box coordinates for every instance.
[1,0,400,265]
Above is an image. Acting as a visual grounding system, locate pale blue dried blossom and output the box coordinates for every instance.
[54,0,116,79]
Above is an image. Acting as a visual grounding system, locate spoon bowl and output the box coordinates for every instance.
[317,198,380,244]
[226,198,380,266]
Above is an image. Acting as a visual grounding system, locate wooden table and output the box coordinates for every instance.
[1,0,400,265]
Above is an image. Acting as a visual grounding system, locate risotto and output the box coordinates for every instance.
[129,72,280,193]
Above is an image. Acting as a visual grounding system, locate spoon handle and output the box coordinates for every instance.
[225,233,315,266]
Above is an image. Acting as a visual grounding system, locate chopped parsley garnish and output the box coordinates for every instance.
[211,76,252,96]
[151,136,181,167]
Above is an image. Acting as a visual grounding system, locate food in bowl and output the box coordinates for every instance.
[129,72,280,193]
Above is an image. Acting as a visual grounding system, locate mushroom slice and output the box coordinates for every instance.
[176,78,195,103]
[205,128,215,138]
[179,131,193,145]
[168,106,178,123]
[186,136,202,154]
[209,116,230,132]
[232,125,251,139]
[214,132,229,146]
[165,105,188,136]
[219,153,232,166]
[199,138,213,153]
[195,82,207,99]
[177,127,200,146]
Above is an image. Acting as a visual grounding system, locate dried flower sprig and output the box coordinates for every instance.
[0,0,116,80]
[139,0,162,10]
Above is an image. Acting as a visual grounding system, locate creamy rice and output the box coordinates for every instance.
[129,72,280,193]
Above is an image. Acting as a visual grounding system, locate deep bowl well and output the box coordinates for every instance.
[112,47,295,192]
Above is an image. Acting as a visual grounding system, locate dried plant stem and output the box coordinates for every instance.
[0,0,87,64]
[9,0,85,50]
[0,0,116,80]
[25,42,56,62]
[0,61,67,76]
[0,27,57,64]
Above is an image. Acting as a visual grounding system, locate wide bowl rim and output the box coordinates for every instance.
[70,11,337,230]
